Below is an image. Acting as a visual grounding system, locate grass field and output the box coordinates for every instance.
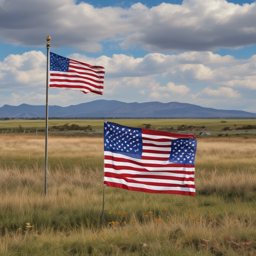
[0,118,255,130]
[0,129,256,255]
[1,118,256,139]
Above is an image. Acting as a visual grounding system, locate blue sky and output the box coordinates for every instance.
[0,0,256,113]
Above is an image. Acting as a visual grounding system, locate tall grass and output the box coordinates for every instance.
[0,135,255,255]
[1,118,256,130]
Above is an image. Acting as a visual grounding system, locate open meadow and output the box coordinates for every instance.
[1,118,256,138]
[0,119,256,255]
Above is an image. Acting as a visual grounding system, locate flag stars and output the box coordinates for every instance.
[104,123,142,155]
[170,138,197,164]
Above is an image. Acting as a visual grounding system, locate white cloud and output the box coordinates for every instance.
[69,51,241,80]
[121,0,256,52]
[0,90,101,106]
[196,87,240,98]
[171,64,214,81]
[1,50,255,93]
[149,82,190,99]
[0,51,45,89]
[0,50,255,110]
[148,82,190,101]
[0,0,256,52]
[221,78,256,89]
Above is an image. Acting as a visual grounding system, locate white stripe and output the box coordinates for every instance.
[104,177,195,192]
[50,76,103,83]
[104,161,194,172]
[142,133,177,140]
[67,69,105,80]
[104,168,194,178]
[50,70,104,77]
[142,139,172,146]
[104,151,193,166]
[126,177,194,185]
[142,152,170,158]
[50,74,103,85]
[105,151,180,165]
[50,70,103,77]
[143,146,171,152]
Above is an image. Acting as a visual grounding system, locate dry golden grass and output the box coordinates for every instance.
[0,134,255,255]
[1,135,256,163]
[196,138,256,166]
[0,134,103,156]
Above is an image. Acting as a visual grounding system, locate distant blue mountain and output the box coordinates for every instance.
[0,100,256,118]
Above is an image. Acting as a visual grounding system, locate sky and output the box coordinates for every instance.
[0,0,256,113]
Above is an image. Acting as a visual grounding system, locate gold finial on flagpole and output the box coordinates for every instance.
[46,36,51,47]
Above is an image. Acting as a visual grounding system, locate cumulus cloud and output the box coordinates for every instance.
[121,0,256,52]
[195,87,240,98]
[221,78,256,89]
[0,91,79,106]
[1,50,256,109]
[69,51,241,79]
[0,51,45,90]
[149,82,190,100]
[1,50,255,91]
[69,51,256,95]
[0,0,256,52]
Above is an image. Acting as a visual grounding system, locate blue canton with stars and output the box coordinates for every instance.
[104,122,142,159]
[50,52,70,72]
[169,138,197,165]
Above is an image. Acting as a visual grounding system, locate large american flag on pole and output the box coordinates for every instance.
[49,52,105,95]
[104,122,197,196]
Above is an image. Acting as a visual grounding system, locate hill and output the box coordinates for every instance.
[0,100,256,118]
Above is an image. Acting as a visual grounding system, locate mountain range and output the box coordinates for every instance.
[0,100,256,118]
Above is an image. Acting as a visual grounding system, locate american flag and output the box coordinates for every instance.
[49,52,105,95]
[104,122,197,196]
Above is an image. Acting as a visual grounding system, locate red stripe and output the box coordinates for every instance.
[142,129,195,139]
[104,155,195,168]
[83,90,103,95]
[49,84,103,92]
[104,163,195,175]
[69,69,105,76]
[104,172,194,182]
[52,73,104,80]
[104,181,195,196]
[70,59,104,70]
[50,77,104,85]
[69,64,105,74]
[142,137,173,143]
[50,81,103,90]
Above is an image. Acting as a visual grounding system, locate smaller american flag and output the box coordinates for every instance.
[104,122,197,196]
[49,52,105,95]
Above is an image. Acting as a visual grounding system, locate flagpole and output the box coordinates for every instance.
[45,36,51,195]
[101,120,107,227]
[101,184,106,228]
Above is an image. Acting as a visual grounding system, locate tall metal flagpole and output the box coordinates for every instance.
[102,120,107,227]
[101,184,106,228]
[45,36,51,195]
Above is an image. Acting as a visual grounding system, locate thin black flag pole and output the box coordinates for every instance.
[45,36,51,195]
